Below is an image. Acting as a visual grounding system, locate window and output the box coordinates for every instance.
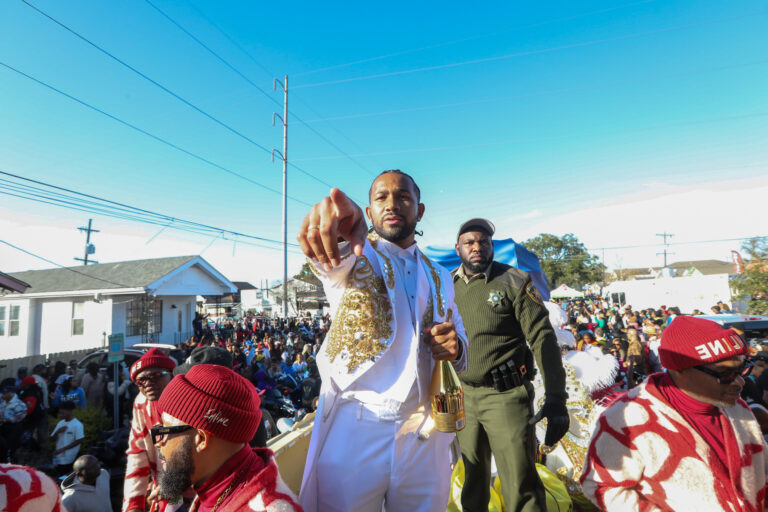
[178,310,182,332]
[72,302,85,335]
[0,306,5,336]
[9,305,20,336]
[126,299,163,337]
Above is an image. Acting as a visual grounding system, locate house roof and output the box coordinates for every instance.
[0,271,30,293]
[659,260,734,275]
[231,281,257,290]
[7,255,198,293]
[610,259,733,279]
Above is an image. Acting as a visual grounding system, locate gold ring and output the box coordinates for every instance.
[307,225,320,231]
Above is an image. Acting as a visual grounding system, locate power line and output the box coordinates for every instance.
[299,58,768,124]
[0,60,312,207]
[0,239,130,288]
[141,0,375,180]
[587,236,766,252]
[292,0,660,77]
[292,110,768,161]
[0,170,302,249]
[20,0,281,158]
[294,9,768,89]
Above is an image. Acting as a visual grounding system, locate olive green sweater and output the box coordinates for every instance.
[452,261,567,400]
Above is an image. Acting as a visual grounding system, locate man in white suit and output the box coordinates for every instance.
[296,169,468,512]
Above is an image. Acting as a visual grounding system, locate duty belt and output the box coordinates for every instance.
[463,359,530,392]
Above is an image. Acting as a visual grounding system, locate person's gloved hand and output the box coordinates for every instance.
[529,398,569,446]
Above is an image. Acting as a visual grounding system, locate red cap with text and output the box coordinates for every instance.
[158,364,262,443]
[659,316,747,370]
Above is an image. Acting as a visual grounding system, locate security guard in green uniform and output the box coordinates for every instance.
[451,218,569,512]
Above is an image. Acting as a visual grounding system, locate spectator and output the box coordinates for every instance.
[105,365,132,424]
[18,376,44,450]
[625,329,647,388]
[80,362,105,408]
[154,364,301,510]
[123,348,179,512]
[15,366,28,388]
[51,401,84,476]
[292,353,307,376]
[61,454,112,512]
[0,381,28,462]
[301,363,321,411]
[0,463,65,511]
[54,376,86,409]
[581,316,764,511]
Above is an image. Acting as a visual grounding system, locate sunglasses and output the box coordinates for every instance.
[693,361,753,384]
[136,370,170,387]
[150,424,195,445]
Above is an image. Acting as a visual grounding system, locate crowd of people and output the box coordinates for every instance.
[0,313,329,511]
[2,167,768,512]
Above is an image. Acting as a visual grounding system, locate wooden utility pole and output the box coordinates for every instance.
[273,76,288,318]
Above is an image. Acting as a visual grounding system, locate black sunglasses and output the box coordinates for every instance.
[136,370,170,387]
[150,424,195,445]
[693,361,753,384]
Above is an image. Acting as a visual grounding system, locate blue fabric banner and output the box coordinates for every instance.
[422,238,551,301]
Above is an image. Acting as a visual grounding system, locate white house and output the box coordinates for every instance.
[0,255,236,358]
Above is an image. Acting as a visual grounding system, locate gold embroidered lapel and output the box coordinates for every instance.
[325,255,393,372]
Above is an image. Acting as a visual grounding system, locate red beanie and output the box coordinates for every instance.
[130,348,176,382]
[157,364,262,443]
[659,316,748,370]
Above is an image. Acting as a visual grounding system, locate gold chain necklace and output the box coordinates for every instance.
[209,466,248,512]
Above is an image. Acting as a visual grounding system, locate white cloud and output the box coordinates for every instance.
[499,176,768,269]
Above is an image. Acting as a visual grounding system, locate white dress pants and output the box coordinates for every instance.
[316,401,452,512]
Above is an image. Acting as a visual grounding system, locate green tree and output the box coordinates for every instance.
[732,237,768,315]
[294,262,321,287]
[522,233,605,289]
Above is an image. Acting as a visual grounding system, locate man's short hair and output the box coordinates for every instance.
[60,401,76,411]
[368,169,421,202]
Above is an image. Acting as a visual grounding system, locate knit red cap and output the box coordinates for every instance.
[157,364,262,443]
[130,348,176,382]
[659,316,748,370]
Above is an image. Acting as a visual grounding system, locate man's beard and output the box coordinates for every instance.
[157,436,194,500]
[459,252,492,274]
[372,216,417,244]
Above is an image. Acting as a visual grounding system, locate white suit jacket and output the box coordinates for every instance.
[298,234,467,511]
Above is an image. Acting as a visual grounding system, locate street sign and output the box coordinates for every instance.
[108,333,124,363]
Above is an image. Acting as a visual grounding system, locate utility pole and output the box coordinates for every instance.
[656,232,674,268]
[273,75,288,319]
[75,218,99,265]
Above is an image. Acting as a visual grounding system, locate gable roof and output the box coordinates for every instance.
[7,255,198,294]
[231,281,257,290]
[0,271,30,293]
[660,260,734,275]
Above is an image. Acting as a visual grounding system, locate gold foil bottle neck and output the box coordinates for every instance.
[430,360,465,433]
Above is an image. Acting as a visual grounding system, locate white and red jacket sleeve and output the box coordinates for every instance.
[123,393,162,512]
[580,378,768,512]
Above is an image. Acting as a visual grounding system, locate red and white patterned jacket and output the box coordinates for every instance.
[581,373,768,512]
[123,392,166,512]
[189,447,302,512]
[0,464,64,512]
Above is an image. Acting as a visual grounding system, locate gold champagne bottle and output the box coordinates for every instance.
[430,359,466,433]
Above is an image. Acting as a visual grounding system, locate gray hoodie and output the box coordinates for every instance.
[60,469,112,512]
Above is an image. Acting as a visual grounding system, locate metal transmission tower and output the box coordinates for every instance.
[75,218,99,265]
[273,76,288,318]
[656,232,675,268]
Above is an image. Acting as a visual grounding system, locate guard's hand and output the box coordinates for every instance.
[422,322,459,361]
[529,398,569,446]
[296,188,367,271]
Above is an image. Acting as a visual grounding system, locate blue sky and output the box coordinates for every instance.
[1,0,767,283]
